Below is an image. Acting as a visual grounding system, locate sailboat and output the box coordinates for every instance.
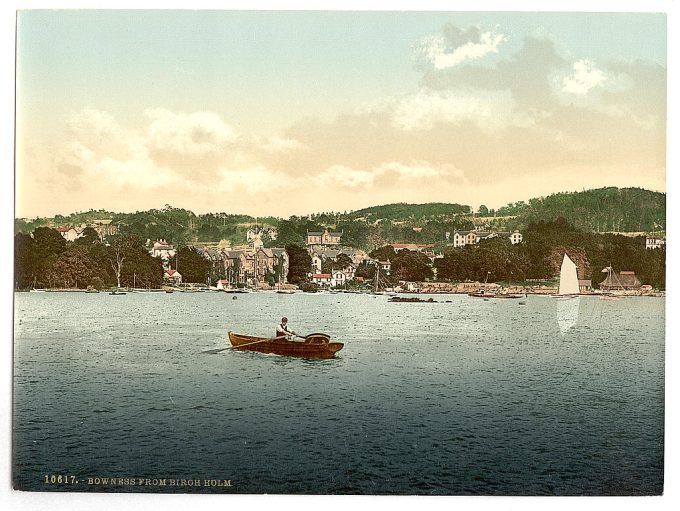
[555,254,581,335]
[556,254,580,298]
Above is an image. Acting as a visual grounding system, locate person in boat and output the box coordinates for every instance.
[275,317,297,340]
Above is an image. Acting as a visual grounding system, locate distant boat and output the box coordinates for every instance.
[109,290,127,295]
[468,271,496,298]
[228,331,344,359]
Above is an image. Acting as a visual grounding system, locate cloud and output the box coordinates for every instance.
[314,161,466,191]
[260,135,306,153]
[561,59,607,95]
[145,108,236,157]
[417,25,506,70]
[315,165,375,188]
[387,88,517,131]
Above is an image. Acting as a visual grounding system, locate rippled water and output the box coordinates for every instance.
[13,291,664,495]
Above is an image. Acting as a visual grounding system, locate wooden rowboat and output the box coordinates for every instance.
[228,331,344,359]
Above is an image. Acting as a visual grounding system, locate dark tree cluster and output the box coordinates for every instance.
[14,228,163,290]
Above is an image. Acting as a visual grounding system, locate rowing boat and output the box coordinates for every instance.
[227,331,344,359]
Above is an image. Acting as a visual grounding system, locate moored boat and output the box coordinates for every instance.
[228,331,344,359]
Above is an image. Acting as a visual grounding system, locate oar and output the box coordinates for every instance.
[234,338,274,348]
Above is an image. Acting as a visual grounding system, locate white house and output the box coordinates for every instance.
[151,240,176,262]
[311,273,332,287]
[56,227,81,242]
[451,231,467,247]
[311,254,323,273]
[646,236,665,250]
[510,230,523,244]
[331,271,347,287]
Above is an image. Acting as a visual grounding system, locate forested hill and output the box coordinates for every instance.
[347,202,471,221]
[14,187,665,246]
[493,187,665,233]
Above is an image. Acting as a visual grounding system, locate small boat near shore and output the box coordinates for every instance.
[389,296,436,303]
[228,331,344,359]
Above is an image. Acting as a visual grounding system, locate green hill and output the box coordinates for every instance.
[348,202,471,221]
[15,187,666,247]
[493,187,665,233]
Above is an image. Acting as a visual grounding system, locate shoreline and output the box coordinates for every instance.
[15,288,666,297]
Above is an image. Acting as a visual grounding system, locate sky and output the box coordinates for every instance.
[15,9,668,218]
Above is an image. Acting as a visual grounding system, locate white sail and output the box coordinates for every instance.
[558,254,580,296]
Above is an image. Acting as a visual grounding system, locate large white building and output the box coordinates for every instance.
[646,235,666,250]
[450,229,523,247]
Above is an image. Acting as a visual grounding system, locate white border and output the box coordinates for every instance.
[2,2,677,511]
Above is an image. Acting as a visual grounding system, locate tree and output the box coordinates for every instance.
[286,244,311,285]
[107,235,164,289]
[47,245,108,289]
[391,249,433,282]
[33,227,67,256]
[322,253,354,273]
[75,226,100,246]
[369,245,396,262]
[172,247,212,284]
[109,244,125,288]
[14,233,37,289]
[354,261,376,282]
[477,205,489,216]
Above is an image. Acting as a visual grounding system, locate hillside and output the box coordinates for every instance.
[348,202,471,221]
[492,187,665,233]
[15,187,666,248]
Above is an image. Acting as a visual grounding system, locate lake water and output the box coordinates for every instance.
[13,291,664,495]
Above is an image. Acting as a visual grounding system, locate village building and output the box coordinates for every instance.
[348,249,369,265]
[331,271,347,287]
[163,268,182,284]
[578,279,592,293]
[305,229,343,246]
[451,231,466,247]
[450,229,523,247]
[91,223,119,240]
[193,247,225,286]
[377,260,391,274]
[255,247,289,284]
[221,247,288,286]
[645,235,666,250]
[311,254,323,273]
[465,232,478,245]
[150,240,176,263]
[248,226,278,242]
[223,249,256,286]
[311,273,332,287]
[56,227,81,242]
[510,230,523,244]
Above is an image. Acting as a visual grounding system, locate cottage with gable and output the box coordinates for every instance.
[163,268,182,284]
